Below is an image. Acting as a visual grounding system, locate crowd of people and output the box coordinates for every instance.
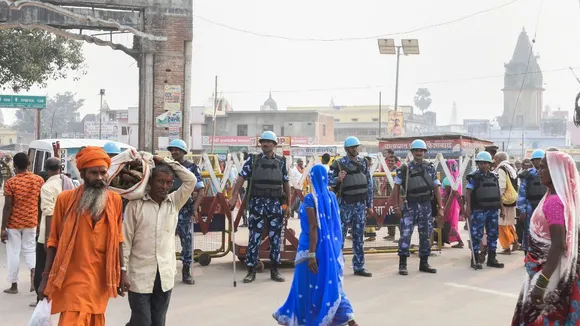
[1,132,579,325]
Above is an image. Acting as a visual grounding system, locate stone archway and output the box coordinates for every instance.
[0,0,193,152]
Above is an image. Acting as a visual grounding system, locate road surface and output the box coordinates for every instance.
[0,194,524,325]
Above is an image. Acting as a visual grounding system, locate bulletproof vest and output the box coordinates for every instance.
[338,160,368,204]
[403,164,433,202]
[471,173,501,210]
[171,160,194,193]
[250,155,284,198]
[524,171,547,208]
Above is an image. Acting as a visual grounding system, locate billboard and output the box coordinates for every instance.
[84,121,119,140]
[387,110,404,136]
[201,136,253,146]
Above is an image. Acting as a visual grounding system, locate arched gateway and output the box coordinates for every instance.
[0,0,193,152]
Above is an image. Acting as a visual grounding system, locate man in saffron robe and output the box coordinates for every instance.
[38,146,130,326]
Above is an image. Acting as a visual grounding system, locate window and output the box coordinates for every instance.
[372,118,379,122]
[280,126,285,136]
[108,113,116,121]
[351,118,359,122]
[34,150,44,174]
[262,124,274,132]
[237,124,248,136]
[27,149,36,172]
[322,124,326,137]
[9,138,12,144]
[122,126,129,136]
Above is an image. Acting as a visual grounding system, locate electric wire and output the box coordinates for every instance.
[193,0,524,42]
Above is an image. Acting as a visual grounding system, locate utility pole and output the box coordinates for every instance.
[394,46,401,112]
[378,92,382,138]
[35,108,41,140]
[210,76,218,154]
[98,89,105,139]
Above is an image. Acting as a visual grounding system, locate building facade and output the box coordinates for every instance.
[199,110,335,154]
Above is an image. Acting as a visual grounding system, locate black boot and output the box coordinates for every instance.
[419,256,437,274]
[270,264,285,282]
[182,266,195,285]
[470,251,483,270]
[398,256,408,276]
[354,269,372,277]
[487,251,505,268]
[243,266,257,283]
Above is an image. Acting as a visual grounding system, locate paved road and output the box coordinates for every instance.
[0,196,524,325]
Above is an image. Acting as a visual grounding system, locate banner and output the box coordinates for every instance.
[387,110,404,136]
[290,146,338,157]
[202,136,253,146]
[164,85,182,112]
[155,111,182,128]
[291,136,315,145]
[379,138,491,158]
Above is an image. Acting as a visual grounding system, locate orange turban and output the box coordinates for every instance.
[76,146,111,170]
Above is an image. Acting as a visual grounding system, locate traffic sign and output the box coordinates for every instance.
[0,95,46,109]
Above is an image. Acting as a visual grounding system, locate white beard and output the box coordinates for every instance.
[77,186,107,218]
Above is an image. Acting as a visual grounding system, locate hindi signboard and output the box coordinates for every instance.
[0,95,46,109]
[164,85,182,112]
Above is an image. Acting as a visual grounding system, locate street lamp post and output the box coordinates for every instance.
[377,39,420,112]
[99,89,105,139]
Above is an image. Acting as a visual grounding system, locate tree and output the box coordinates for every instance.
[13,92,84,136]
[0,29,86,92]
[413,88,432,114]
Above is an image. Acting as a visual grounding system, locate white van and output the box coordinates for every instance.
[27,139,134,175]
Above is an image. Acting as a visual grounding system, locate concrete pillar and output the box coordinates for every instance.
[138,52,154,152]
[183,40,192,149]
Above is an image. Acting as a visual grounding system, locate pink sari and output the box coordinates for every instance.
[512,151,580,325]
[443,160,462,243]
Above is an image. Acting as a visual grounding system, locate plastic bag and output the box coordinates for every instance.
[28,299,53,326]
[107,149,154,201]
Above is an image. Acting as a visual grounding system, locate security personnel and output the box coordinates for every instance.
[103,142,121,158]
[389,139,442,276]
[517,149,547,253]
[465,151,505,269]
[167,139,205,285]
[228,131,291,283]
[329,136,373,277]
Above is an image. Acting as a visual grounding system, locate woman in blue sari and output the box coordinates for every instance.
[273,164,358,326]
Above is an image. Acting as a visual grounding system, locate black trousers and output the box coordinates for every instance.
[34,242,46,298]
[128,270,172,326]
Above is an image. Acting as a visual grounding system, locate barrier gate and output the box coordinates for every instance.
[172,151,477,266]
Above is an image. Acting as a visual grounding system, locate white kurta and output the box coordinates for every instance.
[497,167,517,226]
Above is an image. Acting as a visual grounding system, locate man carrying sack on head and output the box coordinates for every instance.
[38,146,130,326]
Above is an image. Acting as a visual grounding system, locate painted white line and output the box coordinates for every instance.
[444,282,519,299]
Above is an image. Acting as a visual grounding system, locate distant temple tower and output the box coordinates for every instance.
[500,28,544,129]
[260,92,278,111]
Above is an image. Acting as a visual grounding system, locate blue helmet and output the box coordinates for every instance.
[410,139,427,151]
[531,149,545,160]
[344,136,361,148]
[475,151,493,163]
[167,139,188,153]
[103,142,121,155]
[260,131,278,144]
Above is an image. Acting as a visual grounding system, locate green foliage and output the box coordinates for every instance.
[0,29,86,92]
[413,88,433,114]
[13,92,84,135]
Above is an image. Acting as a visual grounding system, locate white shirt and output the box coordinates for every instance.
[123,160,197,293]
[39,175,63,244]
[289,166,304,189]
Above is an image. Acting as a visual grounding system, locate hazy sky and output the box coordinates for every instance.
[5,0,580,127]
